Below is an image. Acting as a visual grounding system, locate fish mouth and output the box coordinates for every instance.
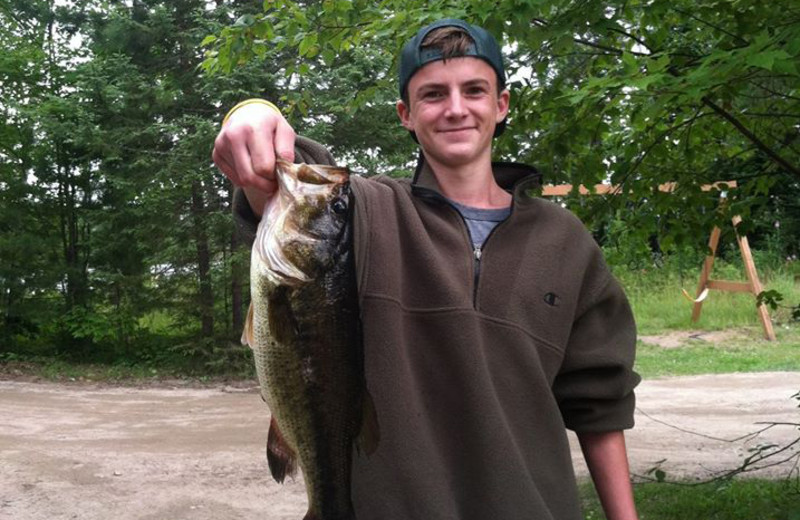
[276,159,349,187]
[252,160,351,285]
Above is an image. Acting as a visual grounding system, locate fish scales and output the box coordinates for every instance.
[243,160,377,520]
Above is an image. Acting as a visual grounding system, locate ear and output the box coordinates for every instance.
[496,89,510,123]
[397,99,414,131]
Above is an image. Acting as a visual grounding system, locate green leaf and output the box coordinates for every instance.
[629,73,663,91]
[299,33,318,57]
[622,52,638,72]
[234,14,256,28]
[772,58,800,77]
[321,48,336,65]
[648,54,671,73]
[746,50,790,71]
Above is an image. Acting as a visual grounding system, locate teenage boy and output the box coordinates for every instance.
[214,18,640,520]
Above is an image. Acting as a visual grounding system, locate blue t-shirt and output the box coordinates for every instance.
[449,200,511,249]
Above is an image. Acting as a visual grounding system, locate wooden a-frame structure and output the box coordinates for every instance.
[690,205,776,341]
[541,180,776,341]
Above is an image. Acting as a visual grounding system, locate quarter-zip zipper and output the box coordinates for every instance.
[472,244,483,305]
[411,185,512,308]
[470,221,507,307]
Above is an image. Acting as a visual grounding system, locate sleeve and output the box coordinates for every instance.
[232,135,337,248]
[553,258,640,433]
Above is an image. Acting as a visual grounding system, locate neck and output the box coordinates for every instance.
[422,154,512,209]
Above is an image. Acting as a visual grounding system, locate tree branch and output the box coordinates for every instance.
[672,7,750,47]
[607,26,652,53]
[742,112,800,119]
[626,112,713,178]
[573,37,650,56]
[702,96,800,178]
[531,16,655,57]
[751,81,800,102]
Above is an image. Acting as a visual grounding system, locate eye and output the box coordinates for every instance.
[421,90,444,100]
[331,198,348,215]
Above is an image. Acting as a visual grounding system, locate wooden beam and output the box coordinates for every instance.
[541,180,737,197]
[706,280,752,293]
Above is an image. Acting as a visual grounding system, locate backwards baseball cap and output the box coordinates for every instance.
[398,18,508,138]
[398,18,506,99]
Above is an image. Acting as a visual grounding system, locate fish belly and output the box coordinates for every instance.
[253,262,361,519]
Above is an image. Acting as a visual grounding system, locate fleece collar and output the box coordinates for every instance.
[409,153,542,204]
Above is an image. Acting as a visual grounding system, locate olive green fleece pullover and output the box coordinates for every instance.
[233,136,640,520]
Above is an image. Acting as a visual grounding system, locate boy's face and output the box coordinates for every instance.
[397,57,509,170]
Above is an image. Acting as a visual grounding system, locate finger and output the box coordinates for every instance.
[213,135,236,179]
[212,148,238,183]
[230,129,276,193]
[214,150,243,189]
[248,122,277,180]
[227,128,261,185]
[274,118,296,163]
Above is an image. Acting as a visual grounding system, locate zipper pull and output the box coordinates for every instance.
[474,246,482,261]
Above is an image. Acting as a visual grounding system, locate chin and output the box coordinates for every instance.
[429,153,479,169]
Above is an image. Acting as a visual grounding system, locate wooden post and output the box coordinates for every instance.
[691,226,721,322]
[733,216,776,340]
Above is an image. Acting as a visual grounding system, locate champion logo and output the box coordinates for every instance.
[543,292,560,307]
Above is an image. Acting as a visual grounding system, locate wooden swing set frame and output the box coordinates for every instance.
[541,180,776,341]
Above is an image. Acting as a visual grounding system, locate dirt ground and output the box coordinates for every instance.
[1,371,798,520]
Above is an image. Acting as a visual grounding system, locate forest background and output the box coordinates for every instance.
[1,0,799,376]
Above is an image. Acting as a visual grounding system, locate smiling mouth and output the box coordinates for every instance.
[439,127,475,133]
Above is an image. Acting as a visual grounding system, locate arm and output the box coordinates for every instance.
[212,100,297,216]
[577,430,639,520]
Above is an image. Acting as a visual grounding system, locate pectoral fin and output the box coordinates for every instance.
[241,302,255,346]
[267,417,298,484]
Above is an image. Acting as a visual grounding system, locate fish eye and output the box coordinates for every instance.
[331,198,348,215]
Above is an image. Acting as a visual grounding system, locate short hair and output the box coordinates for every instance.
[420,26,476,60]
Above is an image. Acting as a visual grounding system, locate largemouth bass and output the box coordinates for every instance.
[242,160,378,520]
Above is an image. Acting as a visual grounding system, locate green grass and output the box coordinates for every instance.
[0,354,179,382]
[617,265,800,336]
[580,479,800,520]
[609,262,800,378]
[634,327,800,378]
[0,351,255,384]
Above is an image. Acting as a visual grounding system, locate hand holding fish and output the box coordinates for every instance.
[213,101,296,215]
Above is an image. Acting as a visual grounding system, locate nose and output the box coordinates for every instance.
[444,90,467,118]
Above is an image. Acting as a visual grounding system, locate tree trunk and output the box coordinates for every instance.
[227,184,244,339]
[230,235,244,339]
[191,180,214,338]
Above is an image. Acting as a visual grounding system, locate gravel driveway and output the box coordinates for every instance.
[1,372,798,520]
